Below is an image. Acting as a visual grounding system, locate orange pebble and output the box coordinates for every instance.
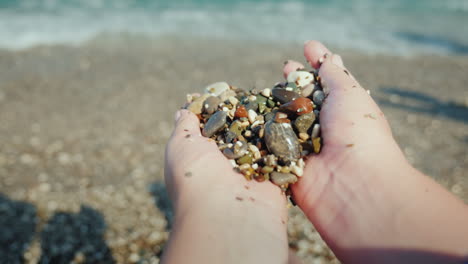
[235,105,248,118]
[279,97,313,115]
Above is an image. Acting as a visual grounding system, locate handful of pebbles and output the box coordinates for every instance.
[185,65,325,192]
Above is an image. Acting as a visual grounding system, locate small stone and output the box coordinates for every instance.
[312,137,322,153]
[264,121,301,163]
[278,166,291,173]
[265,154,277,166]
[299,133,309,141]
[287,71,315,88]
[225,131,237,143]
[248,109,257,123]
[223,143,247,159]
[258,128,265,138]
[237,153,253,165]
[271,87,301,104]
[267,99,276,108]
[261,166,274,174]
[256,94,268,106]
[271,172,298,186]
[187,94,210,114]
[290,164,303,177]
[219,89,237,101]
[128,253,140,263]
[294,112,316,133]
[244,101,259,112]
[230,120,244,136]
[261,88,271,97]
[312,90,325,106]
[202,111,227,137]
[228,96,239,106]
[301,84,315,97]
[239,163,251,171]
[203,96,221,115]
[264,112,276,122]
[248,144,261,160]
[311,123,321,139]
[205,82,230,96]
[235,106,248,118]
[279,97,313,115]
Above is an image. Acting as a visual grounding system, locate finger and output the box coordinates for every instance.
[172,109,202,137]
[283,60,305,78]
[318,54,393,145]
[304,40,331,69]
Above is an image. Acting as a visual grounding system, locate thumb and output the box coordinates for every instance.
[172,109,202,138]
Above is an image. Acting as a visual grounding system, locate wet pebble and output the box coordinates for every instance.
[203,96,221,115]
[223,141,248,159]
[235,106,248,118]
[287,71,315,88]
[311,124,320,139]
[294,112,316,133]
[301,84,315,98]
[264,121,301,163]
[202,111,227,137]
[272,87,301,104]
[271,172,298,186]
[280,97,314,116]
[205,82,230,96]
[312,90,325,106]
[187,94,210,114]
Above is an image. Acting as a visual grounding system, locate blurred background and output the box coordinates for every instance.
[0,0,467,263]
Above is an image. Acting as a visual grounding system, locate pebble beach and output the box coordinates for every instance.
[0,35,467,263]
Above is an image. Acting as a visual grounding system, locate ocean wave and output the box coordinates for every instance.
[0,0,466,55]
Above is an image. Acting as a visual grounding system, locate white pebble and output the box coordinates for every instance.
[251,163,259,170]
[128,253,140,263]
[251,120,261,129]
[298,158,305,169]
[248,109,257,123]
[285,87,293,91]
[291,165,303,177]
[239,164,251,170]
[287,71,315,87]
[249,145,261,160]
[228,96,239,106]
[311,124,320,139]
[229,160,238,168]
[261,88,271,97]
[205,82,230,96]
[248,95,257,102]
[222,107,229,112]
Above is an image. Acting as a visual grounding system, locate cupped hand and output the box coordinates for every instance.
[164,110,291,264]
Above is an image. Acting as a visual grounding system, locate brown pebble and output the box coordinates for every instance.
[235,106,248,118]
[346,144,354,148]
[235,196,243,201]
[184,172,193,177]
[185,134,191,138]
[279,97,313,115]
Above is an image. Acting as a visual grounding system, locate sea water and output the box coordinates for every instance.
[0,0,467,55]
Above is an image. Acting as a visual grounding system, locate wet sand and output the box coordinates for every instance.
[0,35,467,263]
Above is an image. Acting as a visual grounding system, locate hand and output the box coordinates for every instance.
[288,41,468,263]
[163,110,291,264]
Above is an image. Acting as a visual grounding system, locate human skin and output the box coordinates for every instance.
[161,41,468,264]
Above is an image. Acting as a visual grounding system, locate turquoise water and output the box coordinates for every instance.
[0,0,467,54]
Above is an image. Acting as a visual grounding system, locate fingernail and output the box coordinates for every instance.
[332,54,344,68]
[174,110,183,122]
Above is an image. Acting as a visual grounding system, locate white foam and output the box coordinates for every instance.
[0,0,466,55]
